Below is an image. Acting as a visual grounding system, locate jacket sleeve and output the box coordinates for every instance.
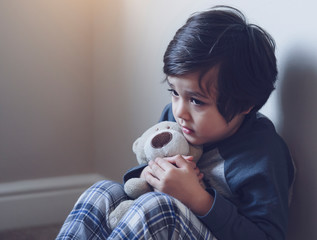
[198,133,294,240]
[198,188,269,239]
[158,103,176,122]
[123,164,147,183]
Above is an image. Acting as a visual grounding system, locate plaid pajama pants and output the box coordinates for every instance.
[56,180,215,240]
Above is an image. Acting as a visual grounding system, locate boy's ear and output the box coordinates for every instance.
[242,106,254,115]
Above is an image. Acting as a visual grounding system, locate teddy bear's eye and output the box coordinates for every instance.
[156,128,159,131]
[167,126,170,129]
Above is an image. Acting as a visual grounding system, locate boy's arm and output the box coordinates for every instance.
[198,188,270,239]
[198,141,293,240]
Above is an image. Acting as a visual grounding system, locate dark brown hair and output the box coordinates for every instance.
[163,6,277,122]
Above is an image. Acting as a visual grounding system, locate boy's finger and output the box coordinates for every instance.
[144,171,160,188]
[154,157,177,171]
[182,155,194,161]
[149,160,165,177]
[171,155,193,169]
[163,155,197,169]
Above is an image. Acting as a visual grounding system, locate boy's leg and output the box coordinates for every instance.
[56,180,128,240]
[108,192,215,240]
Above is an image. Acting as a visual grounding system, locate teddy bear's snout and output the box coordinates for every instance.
[151,132,172,148]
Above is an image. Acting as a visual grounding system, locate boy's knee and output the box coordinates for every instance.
[81,180,125,200]
[135,192,178,212]
[91,180,122,191]
[138,191,172,201]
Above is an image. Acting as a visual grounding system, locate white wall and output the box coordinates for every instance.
[0,0,316,238]
[0,0,94,182]
[92,0,172,181]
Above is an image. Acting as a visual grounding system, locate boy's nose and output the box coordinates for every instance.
[174,101,190,121]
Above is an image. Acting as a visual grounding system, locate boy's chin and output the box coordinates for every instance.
[184,135,200,146]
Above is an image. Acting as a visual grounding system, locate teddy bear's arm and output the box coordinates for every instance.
[124,178,153,199]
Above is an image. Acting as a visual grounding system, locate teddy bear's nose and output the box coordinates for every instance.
[151,132,172,148]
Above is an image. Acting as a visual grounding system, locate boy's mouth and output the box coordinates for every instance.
[181,126,194,135]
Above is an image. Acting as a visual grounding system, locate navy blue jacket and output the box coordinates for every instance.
[124,103,295,240]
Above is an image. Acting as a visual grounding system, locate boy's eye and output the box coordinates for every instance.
[191,98,205,106]
[168,89,179,97]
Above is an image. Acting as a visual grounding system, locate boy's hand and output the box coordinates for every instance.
[181,155,205,185]
[140,155,203,182]
[143,155,213,216]
[140,165,152,180]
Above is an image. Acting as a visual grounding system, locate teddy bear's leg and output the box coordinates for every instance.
[108,179,152,229]
[109,200,134,230]
[124,178,152,199]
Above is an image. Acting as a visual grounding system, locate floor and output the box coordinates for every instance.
[0,224,62,240]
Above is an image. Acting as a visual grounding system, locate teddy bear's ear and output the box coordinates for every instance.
[132,137,141,154]
[133,137,148,164]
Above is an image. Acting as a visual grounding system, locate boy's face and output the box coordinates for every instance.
[168,67,248,146]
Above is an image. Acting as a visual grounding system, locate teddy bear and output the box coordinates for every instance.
[108,121,203,229]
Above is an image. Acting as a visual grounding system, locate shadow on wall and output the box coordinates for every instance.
[280,47,317,240]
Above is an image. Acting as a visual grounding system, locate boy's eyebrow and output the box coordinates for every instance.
[186,90,209,100]
[167,79,209,99]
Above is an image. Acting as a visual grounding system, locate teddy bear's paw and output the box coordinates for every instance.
[109,200,134,230]
[109,216,119,230]
[124,178,152,199]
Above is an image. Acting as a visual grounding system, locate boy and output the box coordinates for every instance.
[57,6,295,240]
